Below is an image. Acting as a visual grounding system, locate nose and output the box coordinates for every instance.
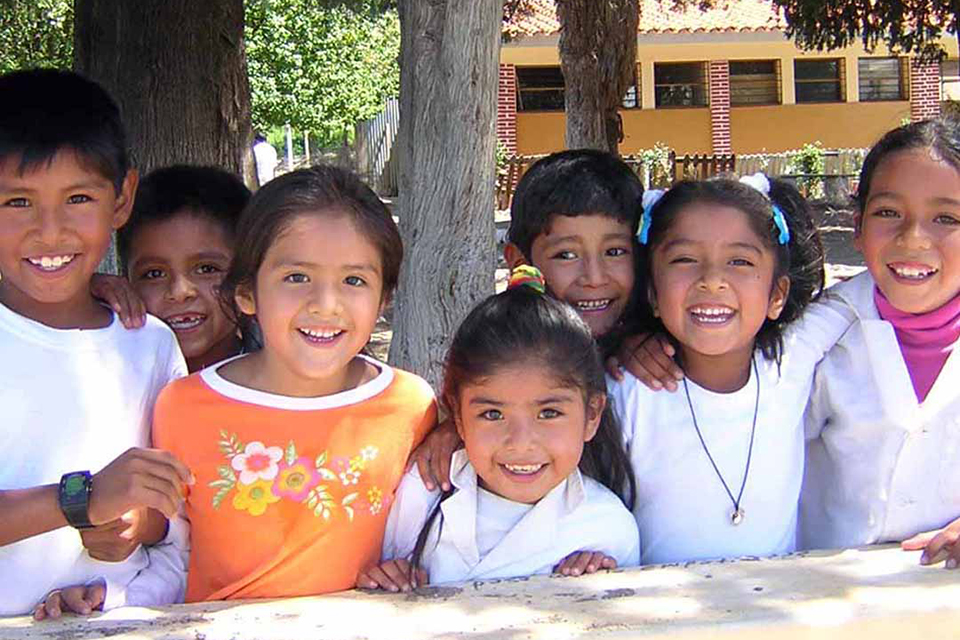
[36,203,66,246]
[697,263,728,292]
[504,414,538,450]
[165,273,198,302]
[306,280,340,316]
[896,218,931,250]
[579,255,609,288]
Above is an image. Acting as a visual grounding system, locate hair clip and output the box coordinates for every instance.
[740,172,789,245]
[638,189,665,245]
[507,264,546,294]
[772,205,790,245]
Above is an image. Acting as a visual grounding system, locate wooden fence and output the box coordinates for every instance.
[354,98,400,195]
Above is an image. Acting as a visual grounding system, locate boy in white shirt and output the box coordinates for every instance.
[0,69,192,618]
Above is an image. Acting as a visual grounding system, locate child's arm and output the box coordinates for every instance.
[90,273,147,329]
[356,559,427,592]
[0,448,192,547]
[80,508,168,562]
[33,582,106,621]
[605,332,684,391]
[408,417,461,492]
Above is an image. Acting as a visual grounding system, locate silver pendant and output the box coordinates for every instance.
[731,508,744,525]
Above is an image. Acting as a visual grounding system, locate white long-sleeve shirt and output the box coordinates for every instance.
[0,302,187,616]
[382,450,640,584]
[608,299,854,565]
[801,271,960,549]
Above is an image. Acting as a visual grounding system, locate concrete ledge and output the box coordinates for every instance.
[3,545,959,639]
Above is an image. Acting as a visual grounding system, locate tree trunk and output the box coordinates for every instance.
[556,0,639,154]
[389,0,502,389]
[73,0,254,183]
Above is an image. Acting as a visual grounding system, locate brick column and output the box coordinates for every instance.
[497,64,518,154]
[910,58,941,122]
[709,61,732,154]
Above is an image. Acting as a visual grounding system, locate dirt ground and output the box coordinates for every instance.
[367,203,864,361]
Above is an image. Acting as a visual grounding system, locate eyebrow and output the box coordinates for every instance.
[467,393,577,407]
[271,260,381,274]
[131,251,231,267]
[661,238,763,255]
[867,191,960,207]
[0,180,111,194]
[542,232,632,246]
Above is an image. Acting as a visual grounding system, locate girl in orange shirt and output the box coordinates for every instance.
[152,166,436,601]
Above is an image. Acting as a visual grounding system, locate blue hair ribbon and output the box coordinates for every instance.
[638,189,665,245]
[771,204,790,245]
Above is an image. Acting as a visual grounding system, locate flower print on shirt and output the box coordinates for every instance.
[210,430,386,520]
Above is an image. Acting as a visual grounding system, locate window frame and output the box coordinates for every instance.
[515,66,565,113]
[654,61,710,109]
[729,59,782,107]
[794,58,846,104]
[858,57,908,102]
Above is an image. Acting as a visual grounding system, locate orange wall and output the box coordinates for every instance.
[516,109,712,155]
[730,102,910,153]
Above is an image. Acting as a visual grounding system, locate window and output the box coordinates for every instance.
[858,58,907,101]
[730,60,781,106]
[622,65,641,109]
[794,58,844,103]
[516,66,564,112]
[942,59,960,101]
[654,62,708,108]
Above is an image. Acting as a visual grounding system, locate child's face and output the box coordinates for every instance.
[650,203,788,362]
[523,214,635,337]
[236,212,384,396]
[856,148,960,314]
[127,213,236,370]
[0,150,135,325]
[455,362,602,504]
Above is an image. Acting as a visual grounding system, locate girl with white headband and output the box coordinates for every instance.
[607,174,855,564]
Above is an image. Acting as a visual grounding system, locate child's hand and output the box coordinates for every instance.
[80,507,168,562]
[33,582,105,620]
[605,332,683,391]
[90,273,146,329]
[553,551,617,576]
[89,448,194,525]
[356,559,428,592]
[409,418,462,492]
[902,517,960,569]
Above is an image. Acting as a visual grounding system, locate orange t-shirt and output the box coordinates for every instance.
[153,355,436,602]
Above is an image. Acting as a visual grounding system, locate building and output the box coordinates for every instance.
[498,0,959,155]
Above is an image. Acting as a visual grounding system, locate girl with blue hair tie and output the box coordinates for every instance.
[608,175,855,565]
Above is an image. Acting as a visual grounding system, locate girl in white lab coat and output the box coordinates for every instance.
[799,117,960,565]
[356,267,640,591]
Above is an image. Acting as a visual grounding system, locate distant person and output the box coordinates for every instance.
[253,133,278,186]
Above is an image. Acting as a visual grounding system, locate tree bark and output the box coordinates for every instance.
[556,0,639,154]
[389,0,502,389]
[73,0,254,184]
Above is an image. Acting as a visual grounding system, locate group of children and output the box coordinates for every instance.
[1,66,959,620]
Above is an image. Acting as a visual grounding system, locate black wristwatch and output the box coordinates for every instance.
[58,471,95,529]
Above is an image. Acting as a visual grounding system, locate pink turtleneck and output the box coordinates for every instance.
[874,288,960,403]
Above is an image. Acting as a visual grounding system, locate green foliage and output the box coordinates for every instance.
[0,0,73,74]
[788,141,826,198]
[245,0,401,139]
[770,0,958,62]
[635,143,672,188]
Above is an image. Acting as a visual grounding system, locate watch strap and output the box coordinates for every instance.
[59,471,94,529]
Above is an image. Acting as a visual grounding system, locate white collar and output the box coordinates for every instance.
[827,270,881,321]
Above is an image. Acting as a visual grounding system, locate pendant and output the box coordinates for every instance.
[731,507,744,526]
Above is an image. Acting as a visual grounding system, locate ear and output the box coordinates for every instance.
[852,211,864,252]
[767,275,791,320]
[503,243,527,270]
[583,393,605,443]
[647,282,660,318]
[112,169,139,230]
[235,282,257,317]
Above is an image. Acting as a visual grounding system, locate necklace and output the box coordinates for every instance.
[682,356,759,526]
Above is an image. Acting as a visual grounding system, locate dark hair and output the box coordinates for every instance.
[508,149,644,259]
[220,165,402,338]
[856,115,960,219]
[638,177,825,363]
[0,68,128,192]
[117,165,251,273]
[410,285,636,572]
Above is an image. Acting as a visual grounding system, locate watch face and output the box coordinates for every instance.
[64,474,86,497]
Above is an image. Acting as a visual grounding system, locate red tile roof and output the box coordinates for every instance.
[504,0,787,38]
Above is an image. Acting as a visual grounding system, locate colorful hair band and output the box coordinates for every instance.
[507,264,546,294]
[638,189,665,245]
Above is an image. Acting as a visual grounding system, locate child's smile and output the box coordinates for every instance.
[857,148,960,314]
[456,363,602,504]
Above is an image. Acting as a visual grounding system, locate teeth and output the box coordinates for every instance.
[892,265,936,279]
[299,328,342,339]
[167,315,204,330]
[28,254,75,271]
[504,463,545,475]
[575,299,611,311]
[690,306,734,323]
